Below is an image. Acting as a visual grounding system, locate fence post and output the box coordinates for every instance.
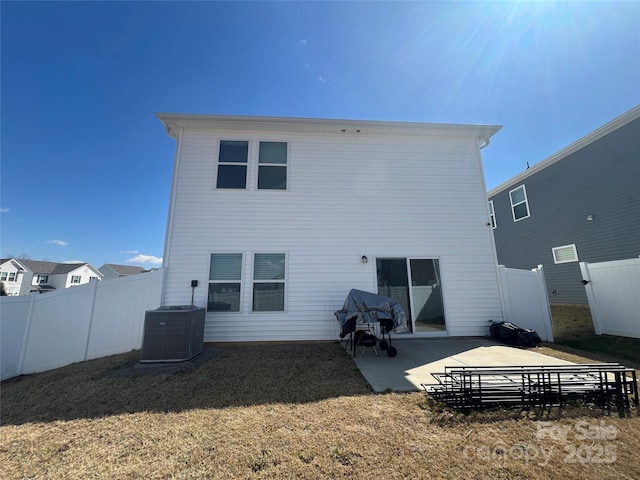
[17,292,37,376]
[533,265,554,342]
[83,279,100,361]
[496,265,510,323]
[579,262,601,335]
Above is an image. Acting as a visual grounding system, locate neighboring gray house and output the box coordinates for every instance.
[487,105,640,305]
[99,264,147,280]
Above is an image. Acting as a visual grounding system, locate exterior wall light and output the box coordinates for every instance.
[361,255,368,264]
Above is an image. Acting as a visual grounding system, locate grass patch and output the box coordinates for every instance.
[2,341,640,479]
[549,304,640,369]
[550,305,595,340]
[554,336,640,367]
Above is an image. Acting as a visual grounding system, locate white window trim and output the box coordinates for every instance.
[207,252,245,313]
[488,200,496,229]
[250,251,288,313]
[509,184,531,222]
[215,139,249,190]
[214,139,290,192]
[257,141,289,191]
[552,244,579,264]
[71,275,81,284]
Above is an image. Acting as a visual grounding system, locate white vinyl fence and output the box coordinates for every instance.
[497,265,554,342]
[1,268,163,380]
[580,257,640,338]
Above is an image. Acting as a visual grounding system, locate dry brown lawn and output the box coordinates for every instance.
[2,321,639,479]
[0,343,640,480]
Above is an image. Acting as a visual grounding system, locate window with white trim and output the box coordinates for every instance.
[252,253,286,312]
[0,272,6,282]
[35,274,48,284]
[208,253,243,311]
[509,185,530,221]
[258,142,287,190]
[488,200,496,229]
[216,141,248,189]
[71,275,81,284]
[552,244,579,264]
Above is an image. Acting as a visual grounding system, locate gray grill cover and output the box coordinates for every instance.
[335,289,408,338]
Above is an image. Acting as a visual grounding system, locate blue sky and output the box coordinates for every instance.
[1,1,638,268]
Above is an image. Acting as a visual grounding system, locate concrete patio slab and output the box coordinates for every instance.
[349,337,573,393]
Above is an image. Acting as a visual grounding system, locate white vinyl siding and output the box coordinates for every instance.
[552,244,579,264]
[163,128,504,341]
[509,184,530,221]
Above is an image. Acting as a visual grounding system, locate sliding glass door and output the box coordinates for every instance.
[376,258,446,333]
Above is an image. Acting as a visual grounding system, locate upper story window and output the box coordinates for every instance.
[216,141,248,189]
[208,253,243,312]
[258,142,287,190]
[488,200,496,229]
[1,272,16,282]
[36,274,48,284]
[71,275,81,284]
[509,185,530,222]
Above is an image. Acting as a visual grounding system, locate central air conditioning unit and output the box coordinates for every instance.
[139,305,206,363]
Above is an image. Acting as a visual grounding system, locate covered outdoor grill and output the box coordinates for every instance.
[335,289,408,357]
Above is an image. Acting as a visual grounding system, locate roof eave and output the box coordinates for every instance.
[156,113,501,143]
[488,104,640,197]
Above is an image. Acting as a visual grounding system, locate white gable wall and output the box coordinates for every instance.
[0,261,26,296]
[63,265,102,288]
[162,127,504,342]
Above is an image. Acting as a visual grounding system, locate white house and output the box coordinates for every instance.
[99,264,148,280]
[0,259,102,296]
[157,113,505,342]
[0,259,25,296]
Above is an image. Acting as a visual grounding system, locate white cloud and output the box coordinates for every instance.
[47,239,68,246]
[120,250,139,254]
[298,39,307,47]
[127,254,163,266]
[0,207,9,213]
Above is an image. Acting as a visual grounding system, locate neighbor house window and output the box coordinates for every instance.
[36,274,48,284]
[0,272,16,282]
[216,141,248,189]
[208,253,243,311]
[488,200,496,229]
[509,185,530,221]
[71,275,81,284]
[552,244,579,264]
[252,253,286,312]
[258,142,287,190]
